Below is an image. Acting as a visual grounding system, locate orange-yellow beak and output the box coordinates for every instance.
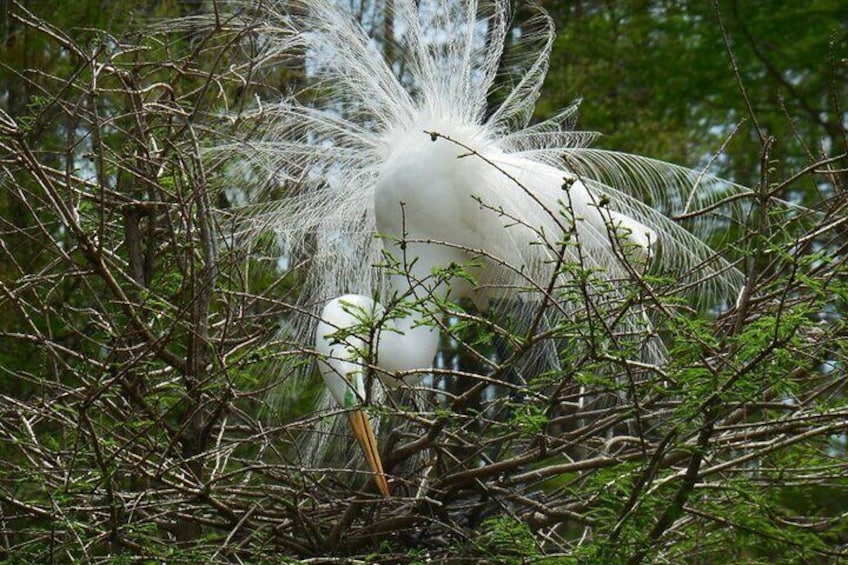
[347,408,390,497]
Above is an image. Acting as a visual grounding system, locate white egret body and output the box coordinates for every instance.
[232,0,748,496]
[317,120,659,494]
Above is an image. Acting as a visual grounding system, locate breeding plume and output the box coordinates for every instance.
[232,0,745,496]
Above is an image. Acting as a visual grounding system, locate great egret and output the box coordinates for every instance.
[232,0,747,496]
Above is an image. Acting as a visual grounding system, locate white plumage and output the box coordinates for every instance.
[227,0,749,495]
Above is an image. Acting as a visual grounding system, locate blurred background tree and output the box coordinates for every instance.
[538,1,847,192]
